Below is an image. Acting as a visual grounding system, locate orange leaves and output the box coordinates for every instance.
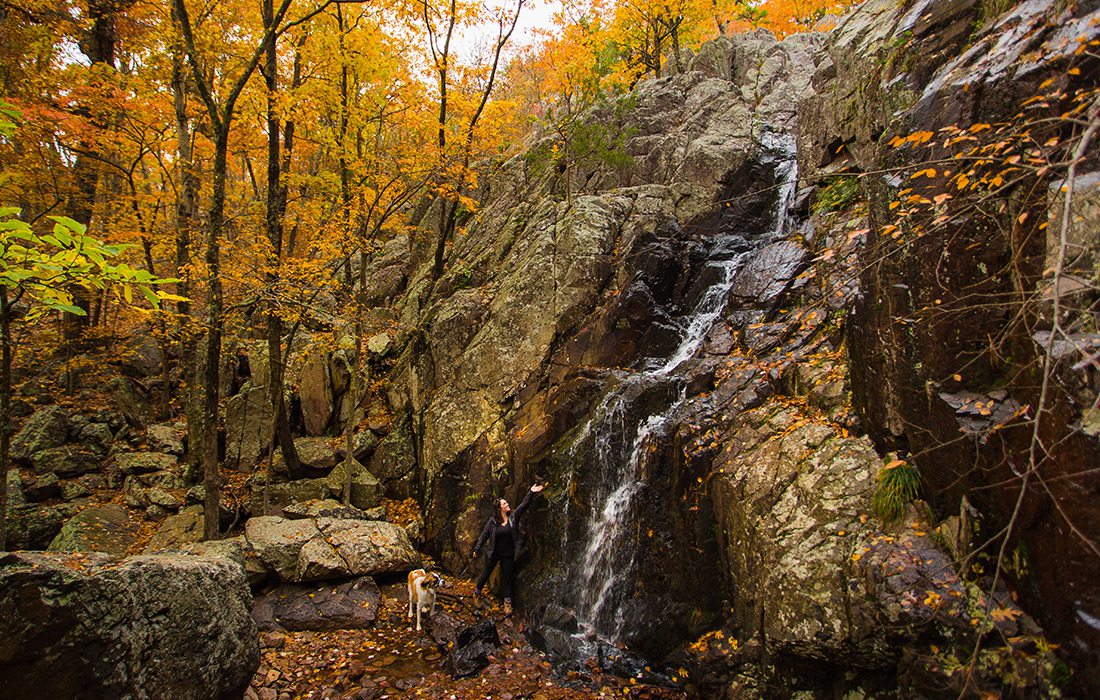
[889,130,934,148]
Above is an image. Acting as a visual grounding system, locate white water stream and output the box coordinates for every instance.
[562,139,799,644]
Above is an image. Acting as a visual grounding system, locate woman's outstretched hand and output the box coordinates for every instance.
[530,483,544,493]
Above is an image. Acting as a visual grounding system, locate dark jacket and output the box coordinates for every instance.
[474,489,535,559]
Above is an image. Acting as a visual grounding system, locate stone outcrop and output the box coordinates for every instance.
[0,551,258,699]
[390,27,828,579]
[299,345,334,436]
[324,459,383,511]
[320,0,1100,693]
[797,0,1100,688]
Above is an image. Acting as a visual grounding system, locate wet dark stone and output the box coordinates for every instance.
[729,240,809,305]
[542,604,580,633]
[594,641,676,687]
[23,472,61,502]
[447,619,500,678]
[251,577,381,631]
[424,609,463,648]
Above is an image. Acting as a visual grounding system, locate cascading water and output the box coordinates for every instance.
[551,136,799,653]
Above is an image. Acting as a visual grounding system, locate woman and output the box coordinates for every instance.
[472,483,544,613]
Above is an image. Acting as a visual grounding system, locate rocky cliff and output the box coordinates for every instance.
[362,0,1100,695]
[9,0,1093,696]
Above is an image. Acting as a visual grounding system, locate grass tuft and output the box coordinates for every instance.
[873,459,922,522]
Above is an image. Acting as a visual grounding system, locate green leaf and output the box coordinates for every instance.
[47,216,86,236]
[50,303,86,316]
[139,285,160,306]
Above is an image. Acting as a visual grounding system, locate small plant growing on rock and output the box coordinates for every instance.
[811,175,862,214]
[872,458,922,523]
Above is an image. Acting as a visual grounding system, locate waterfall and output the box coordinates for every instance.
[554,137,799,650]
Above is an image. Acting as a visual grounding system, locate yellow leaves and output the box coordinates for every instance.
[990,606,1022,623]
[924,591,943,608]
[910,167,937,179]
[883,458,906,470]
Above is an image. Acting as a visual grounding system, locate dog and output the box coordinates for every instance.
[407,569,443,631]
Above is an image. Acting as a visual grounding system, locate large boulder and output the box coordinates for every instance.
[77,422,114,456]
[299,346,334,436]
[368,420,416,498]
[4,504,64,550]
[114,451,179,476]
[224,386,273,471]
[324,459,383,511]
[146,423,185,456]
[270,436,340,478]
[110,377,149,428]
[47,504,139,556]
[281,499,379,521]
[29,445,101,477]
[249,477,330,515]
[448,619,500,679]
[711,405,967,662]
[10,406,71,463]
[144,506,205,552]
[22,472,60,502]
[251,577,381,631]
[244,516,419,582]
[0,551,258,699]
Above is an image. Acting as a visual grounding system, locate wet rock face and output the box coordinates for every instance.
[799,0,1100,686]
[404,33,826,576]
[0,551,258,699]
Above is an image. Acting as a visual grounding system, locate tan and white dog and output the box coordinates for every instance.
[407,569,443,631]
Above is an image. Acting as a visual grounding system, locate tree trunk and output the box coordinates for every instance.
[201,130,229,540]
[0,289,13,551]
[171,15,202,481]
[263,0,303,480]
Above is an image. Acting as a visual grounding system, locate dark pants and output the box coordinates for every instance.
[476,553,515,601]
